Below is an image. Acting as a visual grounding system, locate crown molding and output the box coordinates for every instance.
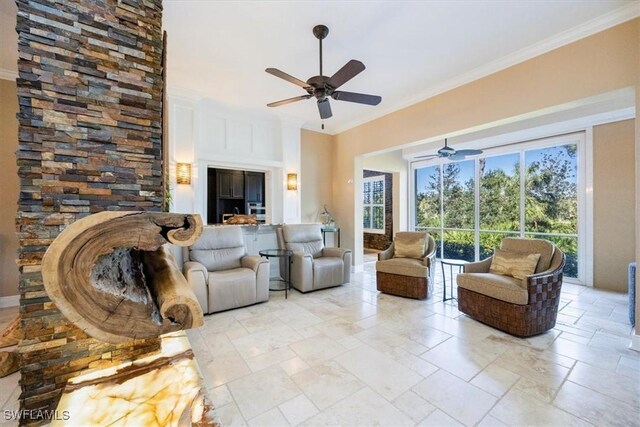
[332,2,640,135]
[0,68,18,81]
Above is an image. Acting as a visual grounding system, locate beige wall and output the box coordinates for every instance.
[300,129,334,223]
[333,19,639,267]
[593,120,636,292]
[0,78,19,298]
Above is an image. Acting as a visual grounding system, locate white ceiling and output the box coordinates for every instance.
[0,1,636,134]
[163,0,637,134]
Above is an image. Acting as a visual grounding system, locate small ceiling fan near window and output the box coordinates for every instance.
[265,24,382,120]
[415,139,483,161]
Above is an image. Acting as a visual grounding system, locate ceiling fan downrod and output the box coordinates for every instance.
[313,25,329,77]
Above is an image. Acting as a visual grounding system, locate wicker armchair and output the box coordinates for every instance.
[457,238,565,337]
[376,232,436,299]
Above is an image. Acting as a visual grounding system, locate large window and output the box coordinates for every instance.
[363,176,385,234]
[413,134,582,281]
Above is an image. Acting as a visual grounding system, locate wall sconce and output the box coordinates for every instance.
[287,173,298,191]
[176,163,191,185]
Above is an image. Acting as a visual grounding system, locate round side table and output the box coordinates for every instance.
[258,249,293,299]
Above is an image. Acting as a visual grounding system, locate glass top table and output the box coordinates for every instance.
[259,249,292,257]
[258,249,293,298]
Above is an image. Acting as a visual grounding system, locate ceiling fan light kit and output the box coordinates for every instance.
[266,24,382,121]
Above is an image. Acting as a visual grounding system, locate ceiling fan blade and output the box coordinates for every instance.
[332,91,381,105]
[454,149,483,157]
[327,60,365,89]
[414,154,440,160]
[265,68,310,88]
[448,153,466,161]
[317,98,332,119]
[267,95,312,107]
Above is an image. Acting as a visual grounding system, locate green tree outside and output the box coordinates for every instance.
[415,144,578,277]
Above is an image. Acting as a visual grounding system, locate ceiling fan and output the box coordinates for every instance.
[415,139,483,161]
[265,24,382,120]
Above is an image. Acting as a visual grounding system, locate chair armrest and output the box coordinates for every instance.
[290,251,314,292]
[183,261,208,285]
[463,257,492,273]
[292,251,313,262]
[241,255,268,272]
[378,243,394,261]
[323,247,351,260]
[183,261,209,313]
[422,244,436,267]
[525,254,566,304]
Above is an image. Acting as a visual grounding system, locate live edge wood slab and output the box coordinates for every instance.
[42,212,204,344]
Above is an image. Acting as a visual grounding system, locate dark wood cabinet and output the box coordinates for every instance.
[207,168,266,224]
[217,170,244,199]
[245,172,264,204]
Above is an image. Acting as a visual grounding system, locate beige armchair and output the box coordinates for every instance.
[457,237,566,337]
[183,226,269,314]
[276,224,352,293]
[375,231,437,299]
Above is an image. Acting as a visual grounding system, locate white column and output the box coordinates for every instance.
[168,95,196,215]
[280,121,302,224]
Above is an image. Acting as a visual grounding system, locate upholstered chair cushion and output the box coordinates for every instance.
[457,273,528,305]
[376,257,428,278]
[189,226,245,272]
[489,248,541,280]
[312,257,344,288]
[501,237,554,273]
[282,224,324,258]
[207,268,257,313]
[393,232,427,259]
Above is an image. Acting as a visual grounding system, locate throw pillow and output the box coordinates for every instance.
[394,235,426,259]
[489,248,541,280]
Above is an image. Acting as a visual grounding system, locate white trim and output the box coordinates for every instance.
[583,127,594,287]
[0,295,19,308]
[0,68,18,81]
[331,3,640,135]
[630,331,640,352]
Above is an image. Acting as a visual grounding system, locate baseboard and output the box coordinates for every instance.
[630,331,640,352]
[630,330,640,352]
[0,295,19,308]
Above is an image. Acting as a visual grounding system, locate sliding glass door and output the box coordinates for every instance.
[479,153,520,259]
[413,134,582,281]
[524,145,578,277]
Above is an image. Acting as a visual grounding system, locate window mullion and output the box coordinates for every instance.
[519,151,525,238]
[474,158,480,261]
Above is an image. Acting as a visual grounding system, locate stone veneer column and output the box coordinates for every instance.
[14,0,164,423]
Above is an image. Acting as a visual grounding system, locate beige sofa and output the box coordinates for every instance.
[277,224,352,293]
[183,226,269,314]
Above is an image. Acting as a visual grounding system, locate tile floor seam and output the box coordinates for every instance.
[549,382,599,426]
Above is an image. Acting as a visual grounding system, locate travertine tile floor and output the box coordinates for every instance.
[1,259,638,426]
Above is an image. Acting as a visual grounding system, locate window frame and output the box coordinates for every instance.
[363,175,386,234]
[410,132,586,285]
